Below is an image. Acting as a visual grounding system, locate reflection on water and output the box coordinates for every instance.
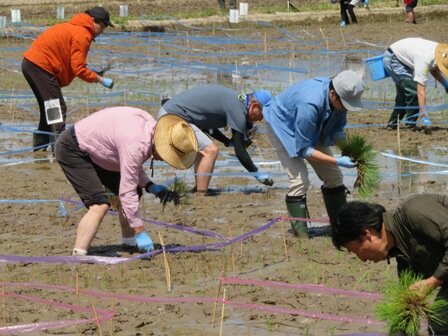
[1,122,447,199]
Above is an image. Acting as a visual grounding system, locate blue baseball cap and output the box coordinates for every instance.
[252,90,272,106]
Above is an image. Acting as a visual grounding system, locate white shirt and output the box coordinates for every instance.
[390,37,438,85]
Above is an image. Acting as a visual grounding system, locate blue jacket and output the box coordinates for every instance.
[263,78,346,158]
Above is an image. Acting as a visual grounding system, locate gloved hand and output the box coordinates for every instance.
[135,230,154,253]
[363,0,369,6]
[146,183,179,205]
[421,116,432,127]
[101,77,114,89]
[254,171,274,186]
[336,156,356,168]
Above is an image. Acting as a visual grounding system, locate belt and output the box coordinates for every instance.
[387,47,393,54]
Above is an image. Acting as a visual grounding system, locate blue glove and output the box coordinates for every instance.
[135,230,154,253]
[145,183,179,205]
[254,171,274,186]
[422,116,432,127]
[363,0,368,5]
[336,156,356,168]
[101,77,114,89]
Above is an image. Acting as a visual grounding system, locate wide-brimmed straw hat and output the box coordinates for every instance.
[435,43,448,78]
[154,114,198,169]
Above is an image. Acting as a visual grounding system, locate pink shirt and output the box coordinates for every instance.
[75,107,155,228]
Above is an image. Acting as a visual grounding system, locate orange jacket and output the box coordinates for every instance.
[24,13,97,87]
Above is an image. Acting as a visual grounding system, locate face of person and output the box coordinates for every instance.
[329,89,347,112]
[343,229,389,263]
[248,102,263,122]
[93,21,106,37]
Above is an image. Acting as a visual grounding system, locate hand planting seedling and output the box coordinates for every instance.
[376,270,448,336]
[338,133,380,199]
[165,176,190,207]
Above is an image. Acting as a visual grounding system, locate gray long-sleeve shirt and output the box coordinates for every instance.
[385,193,448,282]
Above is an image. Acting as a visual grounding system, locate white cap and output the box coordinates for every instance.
[332,70,364,111]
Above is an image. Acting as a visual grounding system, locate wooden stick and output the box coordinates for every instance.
[157,231,172,292]
[92,304,103,336]
[219,288,227,336]
[228,227,236,274]
[109,300,117,336]
[264,32,267,53]
[280,219,289,261]
[75,270,80,298]
[211,274,223,327]
[2,281,7,329]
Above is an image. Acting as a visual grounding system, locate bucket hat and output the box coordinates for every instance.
[332,70,364,111]
[435,43,448,78]
[154,114,198,169]
[85,7,114,27]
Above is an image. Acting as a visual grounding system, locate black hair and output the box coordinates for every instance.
[331,201,385,250]
[329,80,341,102]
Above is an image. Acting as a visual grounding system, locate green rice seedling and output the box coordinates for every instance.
[166,176,190,208]
[338,134,380,199]
[376,270,448,336]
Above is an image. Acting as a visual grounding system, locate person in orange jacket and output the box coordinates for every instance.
[22,7,115,151]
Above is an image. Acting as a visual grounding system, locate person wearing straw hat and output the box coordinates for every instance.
[384,38,448,131]
[22,7,115,152]
[54,107,198,256]
[332,193,448,335]
[158,84,274,195]
[262,70,364,238]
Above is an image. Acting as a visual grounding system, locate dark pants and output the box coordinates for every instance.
[21,58,67,135]
[54,128,142,208]
[340,1,357,24]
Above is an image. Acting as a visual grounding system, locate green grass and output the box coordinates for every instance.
[376,270,448,336]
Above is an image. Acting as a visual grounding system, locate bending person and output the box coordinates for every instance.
[263,70,364,237]
[332,193,448,335]
[55,107,198,255]
[22,7,115,151]
[158,84,273,195]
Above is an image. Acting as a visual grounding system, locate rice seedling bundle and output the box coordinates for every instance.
[338,134,380,199]
[376,270,448,336]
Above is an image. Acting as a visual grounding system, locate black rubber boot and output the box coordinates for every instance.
[285,195,309,238]
[32,131,50,152]
[321,185,348,226]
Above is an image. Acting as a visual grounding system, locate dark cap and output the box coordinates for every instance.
[85,7,114,27]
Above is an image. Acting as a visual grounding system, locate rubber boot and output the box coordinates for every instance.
[32,131,50,152]
[285,195,309,238]
[321,185,348,226]
[400,79,418,128]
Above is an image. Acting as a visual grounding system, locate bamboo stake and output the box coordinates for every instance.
[280,220,289,261]
[109,300,117,336]
[264,32,267,53]
[339,26,346,46]
[211,274,223,327]
[92,304,103,336]
[75,270,80,298]
[157,231,172,292]
[2,281,6,330]
[397,115,402,196]
[228,227,236,274]
[219,288,227,336]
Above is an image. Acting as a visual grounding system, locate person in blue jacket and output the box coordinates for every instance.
[262,70,364,237]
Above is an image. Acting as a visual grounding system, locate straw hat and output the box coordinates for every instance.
[435,43,448,78]
[154,114,198,169]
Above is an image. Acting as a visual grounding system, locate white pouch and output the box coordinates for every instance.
[44,98,63,125]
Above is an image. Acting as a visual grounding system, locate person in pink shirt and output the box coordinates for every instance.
[54,107,198,256]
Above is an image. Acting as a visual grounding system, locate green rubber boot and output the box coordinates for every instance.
[285,195,309,238]
[321,185,348,226]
